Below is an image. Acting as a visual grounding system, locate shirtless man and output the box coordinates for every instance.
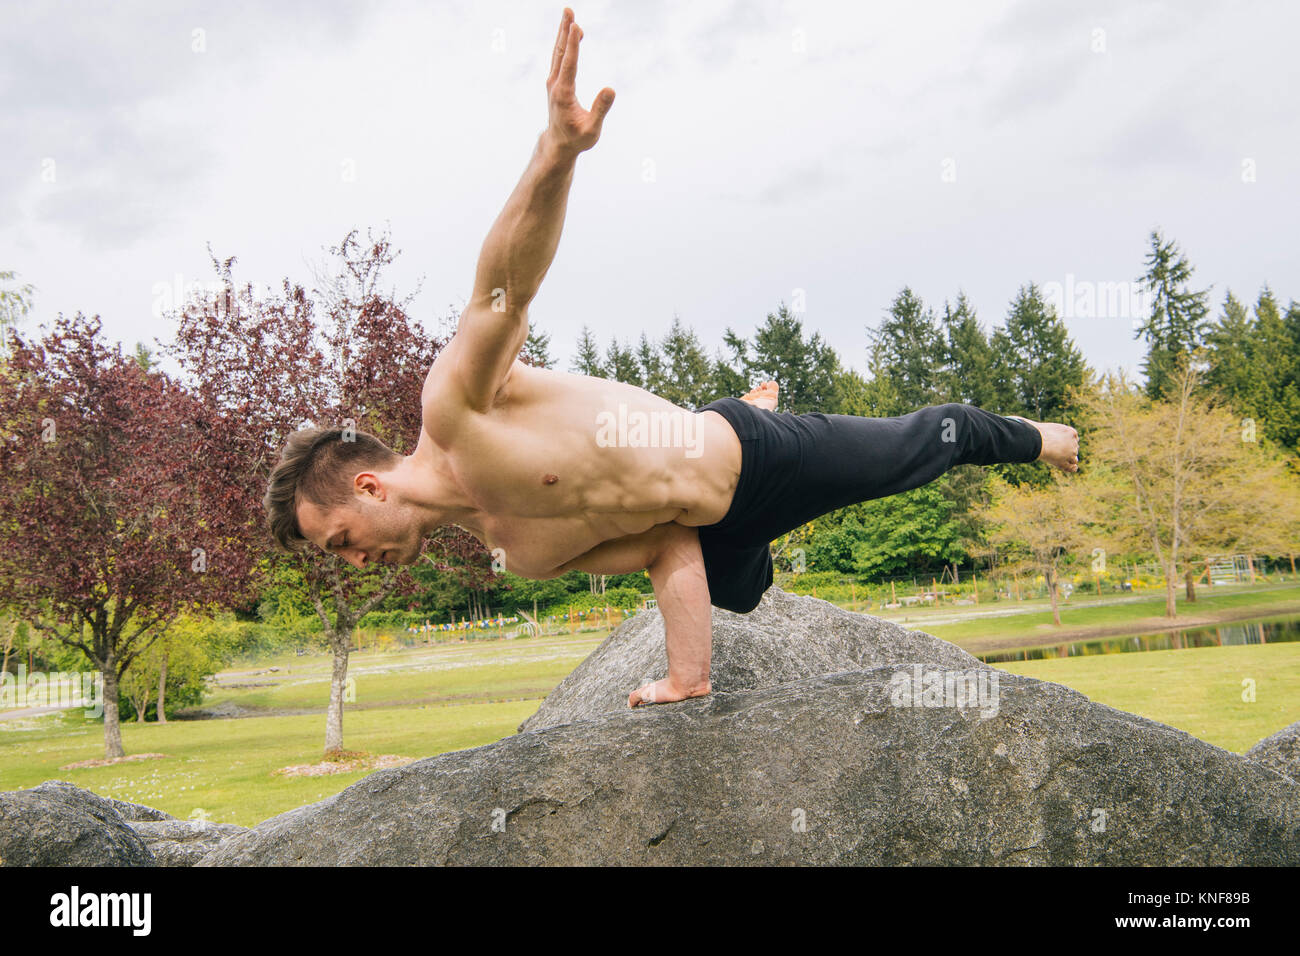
[263,8,1080,710]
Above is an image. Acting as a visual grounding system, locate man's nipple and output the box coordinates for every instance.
[543,473,559,485]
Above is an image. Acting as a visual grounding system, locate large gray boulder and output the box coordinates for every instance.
[0,780,157,866]
[27,779,176,822]
[129,820,248,867]
[1246,720,1300,782]
[198,590,1300,865]
[0,780,248,867]
[9,590,1300,866]
[520,587,978,732]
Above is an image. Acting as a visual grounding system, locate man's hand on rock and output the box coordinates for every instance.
[628,675,712,708]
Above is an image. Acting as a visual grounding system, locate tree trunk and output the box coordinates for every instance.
[1,619,15,677]
[102,665,125,759]
[324,628,351,755]
[1047,566,1061,626]
[156,651,168,723]
[1184,566,1197,603]
[1164,562,1178,618]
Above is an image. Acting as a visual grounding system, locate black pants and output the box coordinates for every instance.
[693,397,1042,613]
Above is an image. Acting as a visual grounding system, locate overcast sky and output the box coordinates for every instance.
[4,0,1298,385]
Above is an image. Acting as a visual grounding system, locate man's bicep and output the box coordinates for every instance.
[442,303,530,410]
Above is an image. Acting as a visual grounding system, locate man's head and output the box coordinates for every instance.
[263,427,424,567]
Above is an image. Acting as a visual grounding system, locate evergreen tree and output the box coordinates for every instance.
[998,282,1088,422]
[987,325,1022,414]
[747,303,844,413]
[1282,299,1300,453]
[867,287,945,415]
[1204,288,1300,454]
[939,291,997,407]
[657,314,714,408]
[521,320,554,368]
[571,324,604,376]
[708,328,751,404]
[636,331,666,394]
[1135,230,1210,400]
[835,367,898,417]
[1250,288,1300,453]
[1203,290,1254,406]
[603,336,642,387]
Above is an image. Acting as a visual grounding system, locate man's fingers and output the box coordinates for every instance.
[590,86,615,124]
[558,21,581,89]
[548,8,572,86]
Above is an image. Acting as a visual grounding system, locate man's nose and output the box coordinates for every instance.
[348,549,369,569]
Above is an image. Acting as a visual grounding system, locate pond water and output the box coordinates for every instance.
[978,615,1300,664]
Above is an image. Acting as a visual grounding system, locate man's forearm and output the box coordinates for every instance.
[469,132,578,314]
[646,525,713,694]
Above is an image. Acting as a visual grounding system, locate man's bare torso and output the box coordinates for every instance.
[420,357,742,578]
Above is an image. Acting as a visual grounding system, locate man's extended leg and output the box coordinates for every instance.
[691,397,1078,617]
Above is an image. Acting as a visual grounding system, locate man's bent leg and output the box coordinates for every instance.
[698,530,772,614]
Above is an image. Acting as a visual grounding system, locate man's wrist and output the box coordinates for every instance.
[539,128,581,165]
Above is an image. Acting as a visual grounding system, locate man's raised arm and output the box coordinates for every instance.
[448,8,614,410]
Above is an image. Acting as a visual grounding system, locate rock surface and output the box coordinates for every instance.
[7,589,1300,866]
[197,589,1300,865]
[1245,720,1300,782]
[199,667,1300,865]
[129,820,248,866]
[519,587,978,732]
[0,780,157,866]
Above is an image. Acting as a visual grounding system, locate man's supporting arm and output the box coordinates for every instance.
[637,524,713,707]
[553,521,713,707]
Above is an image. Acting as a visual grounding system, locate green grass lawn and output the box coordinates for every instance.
[202,632,606,713]
[0,701,541,827]
[0,632,606,827]
[996,641,1300,754]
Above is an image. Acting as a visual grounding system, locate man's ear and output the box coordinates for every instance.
[353,472,385,499]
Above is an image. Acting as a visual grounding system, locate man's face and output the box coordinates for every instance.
[296,477,423,569]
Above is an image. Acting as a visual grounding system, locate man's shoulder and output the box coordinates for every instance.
[420,343,536,443]
[420,342,473,445]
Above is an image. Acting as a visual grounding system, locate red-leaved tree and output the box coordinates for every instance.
[0,313,261,757]
[167,228,490,755]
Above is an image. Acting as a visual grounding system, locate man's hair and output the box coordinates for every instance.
[263,427,402,553]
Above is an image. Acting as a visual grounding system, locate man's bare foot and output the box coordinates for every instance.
[740,380,779,411]
[1009,415,1080,473]
[628,676,712,708]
